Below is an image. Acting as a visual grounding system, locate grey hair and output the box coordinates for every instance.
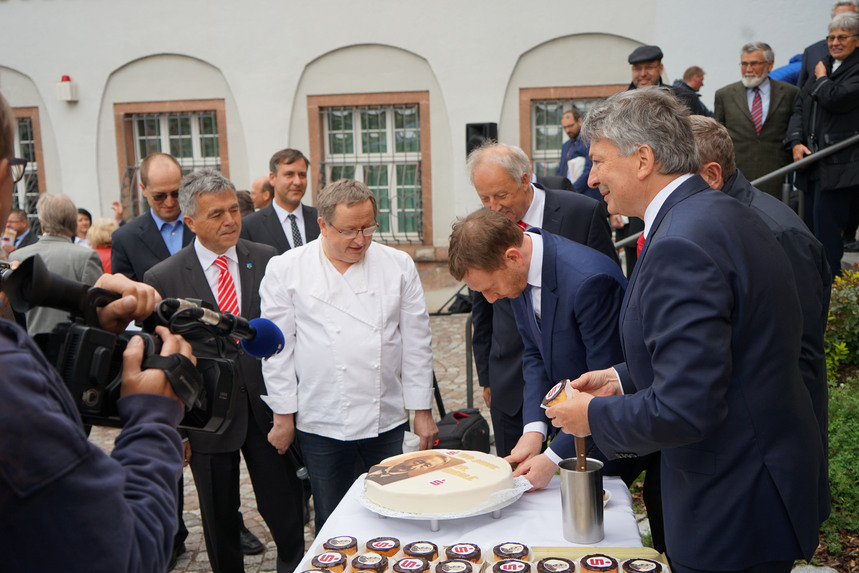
[741,41,774,63]
[833,0,859,16]
[178,168,236,219]
[37,194,78,238]
[317,178,378,224]
[830,12,859,34]
[465,142,530,186]
[580,87,699,175]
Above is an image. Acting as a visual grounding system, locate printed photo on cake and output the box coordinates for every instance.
[366,451,466,485]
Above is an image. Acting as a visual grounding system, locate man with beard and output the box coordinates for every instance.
[714,42,799,199]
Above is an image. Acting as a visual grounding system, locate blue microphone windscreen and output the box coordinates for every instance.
[241,318,285,358]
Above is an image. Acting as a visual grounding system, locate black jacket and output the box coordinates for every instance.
[786,48,859,191]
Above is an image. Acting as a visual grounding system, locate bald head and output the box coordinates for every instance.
[250,175,273,209]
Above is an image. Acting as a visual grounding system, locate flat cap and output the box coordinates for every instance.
[628,45,663,64]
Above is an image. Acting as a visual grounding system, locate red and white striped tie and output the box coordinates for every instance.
[517,220,528,231]
[214,255,239,316]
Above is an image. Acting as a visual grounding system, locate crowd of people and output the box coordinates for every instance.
[1,3,856,573]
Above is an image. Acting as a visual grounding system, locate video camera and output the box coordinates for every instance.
[1,255,283,432]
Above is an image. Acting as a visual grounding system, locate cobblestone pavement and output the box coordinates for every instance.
[88,312,484,572]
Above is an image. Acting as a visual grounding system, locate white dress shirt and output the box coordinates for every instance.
[194,239,242,315]
[259,240,434,440]
[519,184,546,229]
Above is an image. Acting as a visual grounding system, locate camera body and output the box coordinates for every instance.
[35,322,234,431]
[2,255,234,432]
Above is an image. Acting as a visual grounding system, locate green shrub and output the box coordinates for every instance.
[820,376,859,554]
[825,269,859,377]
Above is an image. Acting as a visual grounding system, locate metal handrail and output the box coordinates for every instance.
[750,132,859,186]
[611,132,859,251]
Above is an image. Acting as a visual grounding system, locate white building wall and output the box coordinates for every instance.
[0,0,828,249]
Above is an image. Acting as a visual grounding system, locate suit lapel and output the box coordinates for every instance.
[764,82,784,130]
[236,241,257,318]
[541,188,564,234]
[732,83,754,126]
[539,231,558,368]
[619,176,710,326]
[263,206,290,253]
[139,216,172,261]
[303,204,320,242]
[178,247,219,309]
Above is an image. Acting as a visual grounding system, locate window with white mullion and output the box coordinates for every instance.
[322,104,422,241]
[531,98,604,177]
[131,112,221,173]
[13,118,40,226]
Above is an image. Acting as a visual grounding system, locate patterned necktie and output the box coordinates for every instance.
[751,87,763,134]
[288,213,303,247]
[517,220,528,231]
[214,256,239,316]
[636,234,646,257]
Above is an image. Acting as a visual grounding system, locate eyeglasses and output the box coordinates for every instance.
[10,158,27,184]
[739,61,768,68]
[328,221,379,239]
[148,190,180,202]
[826,34,858,43]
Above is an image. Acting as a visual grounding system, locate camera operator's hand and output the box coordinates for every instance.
[121,326,194,410]
[94,273,161,333]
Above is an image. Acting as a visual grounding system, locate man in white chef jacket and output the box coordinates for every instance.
[260,178,438,532]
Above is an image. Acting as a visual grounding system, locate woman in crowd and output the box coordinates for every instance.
[787,12,859,276]
[87,217,118,273]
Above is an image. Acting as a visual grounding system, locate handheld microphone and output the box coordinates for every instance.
[156,299,285,358]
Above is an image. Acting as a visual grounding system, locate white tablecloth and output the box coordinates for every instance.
[297,474,641,571]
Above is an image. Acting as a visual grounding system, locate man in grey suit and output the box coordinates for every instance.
[10,194,102,335]
[144,168,305,573]
[714,41,800,198]
[240,149,320,254]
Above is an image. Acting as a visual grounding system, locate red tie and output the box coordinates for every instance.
[517,220,528,231]
[751,87,763,134]
[636,234,646,257]
[214,256,239,316]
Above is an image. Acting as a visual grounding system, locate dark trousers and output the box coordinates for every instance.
[814,184,859,276]
[488,404,523,458]
[190,414,305,573]
[298,421,408,533]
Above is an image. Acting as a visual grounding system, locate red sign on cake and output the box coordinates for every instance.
[400,560,424,570]
[500,563,526,572]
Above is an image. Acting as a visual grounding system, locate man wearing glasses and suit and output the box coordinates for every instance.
[111,152,195,281]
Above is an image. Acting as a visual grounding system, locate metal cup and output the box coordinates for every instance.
[559,457,604,544]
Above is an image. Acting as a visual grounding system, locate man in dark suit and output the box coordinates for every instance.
[2,208,37,254]
[240,149,319,254]
[449,208,628,489]
[145,168,305,573]
[554,110,600,201]
[111,153,195,281]
[465,142,618,470]
[548,88,828,573]
[714,41,799,199]
[691,115,832,463]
